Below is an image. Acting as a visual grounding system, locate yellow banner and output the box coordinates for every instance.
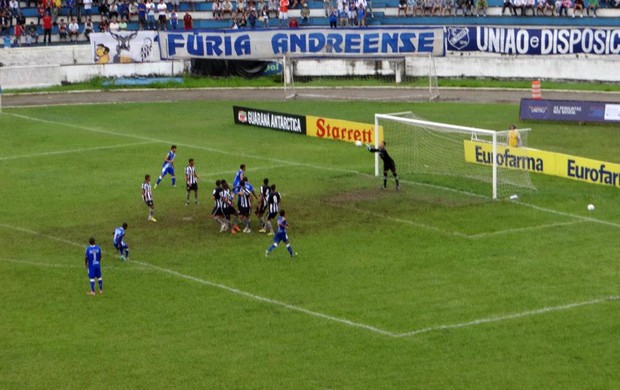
[306,115,383,145]
[464,140,620,188]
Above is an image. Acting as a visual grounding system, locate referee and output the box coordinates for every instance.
[367,141,399,190]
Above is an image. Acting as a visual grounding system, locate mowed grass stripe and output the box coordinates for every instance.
[2,222,616,339]
[0,141,157,161]
[9,110,620,236]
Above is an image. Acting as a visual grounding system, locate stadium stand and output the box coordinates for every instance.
[1,0,619,46]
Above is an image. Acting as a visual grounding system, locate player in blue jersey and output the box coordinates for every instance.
[154,145,177,188]
[232,163,246,190]
[113,223,129,261]
[265,210,296,258]
[85,237,103,295]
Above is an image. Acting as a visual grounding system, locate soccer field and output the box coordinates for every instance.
[1,99,619,389]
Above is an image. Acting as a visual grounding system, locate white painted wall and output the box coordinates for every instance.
[1,44,619,89]
[0,65,62,89]
[61,61,189,83]
[431,52,620,82]
[0,61,189,89]
[0,45,91,66]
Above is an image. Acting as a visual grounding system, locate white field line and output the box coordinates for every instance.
[514,201,620,230]
[1,224,85,248]
[13,112,620,234]
[132,260,398,337]
[3,223,618,338]
[327,202,583,239]
[0,257,147,271]
[327,201,470,238]
[8,112,367,176]
[199,163,303,181]
[0,141,156,161]
[8,113,491,202]
[467,220,585,239]
[395,296,620,338]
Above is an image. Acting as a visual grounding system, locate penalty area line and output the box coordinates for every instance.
[396,296,620,338]
[0,257,148,271]
[132,260,398,338]
[467,220,585,239]
[0,222,397,337]
[3,223,617,339]
[0,141,157,161]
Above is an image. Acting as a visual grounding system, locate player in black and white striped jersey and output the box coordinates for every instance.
[185,158,199,206]
[221,180,241,234]
[211,180,229,232]
[265,184,281,236]
[256,178,270,233]
[237,177,258,233]
[141,174,156,222]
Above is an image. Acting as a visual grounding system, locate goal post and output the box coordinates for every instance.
[281,54,439,102]
[374,112,535,200]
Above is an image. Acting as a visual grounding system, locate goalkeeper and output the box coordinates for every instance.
[367,141,399,191]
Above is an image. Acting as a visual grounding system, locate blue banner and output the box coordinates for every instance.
[160,28,445,60]
[446,26,620,55]
[520,99,620,123]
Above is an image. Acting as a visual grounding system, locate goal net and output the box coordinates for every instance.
[374,112,536,200]
[281,54,439,102]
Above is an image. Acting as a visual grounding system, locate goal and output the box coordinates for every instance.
[374,112,536,200]
[281,54,439,102]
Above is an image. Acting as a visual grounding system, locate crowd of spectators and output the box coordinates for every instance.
[395,0,610,16]
[1,0,619,46]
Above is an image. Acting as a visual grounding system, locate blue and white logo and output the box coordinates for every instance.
[447,27,470,50]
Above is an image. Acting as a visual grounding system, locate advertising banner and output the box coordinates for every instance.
[160,27,445,60]
[446,26,620,55]
[91,31,160,64]
[519,99,620,123]
[464,140,620,188]
[233,106,306,135]
[306,115,383,145]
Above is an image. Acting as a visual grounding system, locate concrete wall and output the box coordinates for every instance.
[0,65,62,90]
[0,60,188,89]
[61,61,189,83]
[0,45,92,67]
[1,45,619,89]
[432,53,620,82]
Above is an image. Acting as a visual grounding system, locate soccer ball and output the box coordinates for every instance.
[587,204,595,211]
[355,140,363,147]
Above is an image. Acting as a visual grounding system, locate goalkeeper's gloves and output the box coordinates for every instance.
[366,144,372,151]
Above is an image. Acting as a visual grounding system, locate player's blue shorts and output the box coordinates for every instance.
[273,231,289,244]
[114,241,127,251]
[161,164,175,176]
[88,265,102,279]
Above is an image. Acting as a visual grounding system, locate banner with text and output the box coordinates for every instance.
[306,115,383,145]
[233,106,307,135]
[161,28,445,60]
[464,140,620,188]
[446,26,620,55]
[91,31,160,64]
[520,98,620,123]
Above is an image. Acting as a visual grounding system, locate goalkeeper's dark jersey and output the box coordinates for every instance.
[369,147,396,170]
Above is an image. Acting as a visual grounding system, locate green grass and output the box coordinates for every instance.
[1,100,619,389]
[6,74,620,94]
